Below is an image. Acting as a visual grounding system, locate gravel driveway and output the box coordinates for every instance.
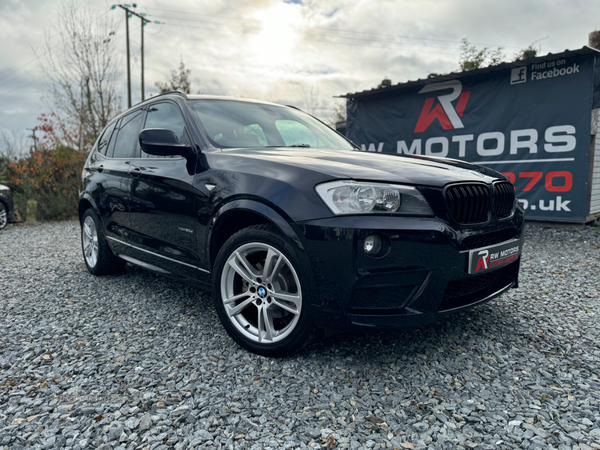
[1,220,599,450]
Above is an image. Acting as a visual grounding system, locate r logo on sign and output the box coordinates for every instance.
[510,67,527,84]
[414,80,471,133]
[475,249,490,272]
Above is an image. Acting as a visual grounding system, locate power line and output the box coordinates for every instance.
[157,16,460,51]
[116,4,153,106]
[145,12,260,30]
[0,22,132,99]
[143,6,258,23]
[305,33,463,51]
[302,37,461,55]
[143,6,524,50]
[0,74,48,99]
[0,8,114,87]
[308,27,523,50]
[0,16,127,93]
[154,20,463,54]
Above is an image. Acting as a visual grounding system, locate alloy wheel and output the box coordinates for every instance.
[82,216,99,268]
[220,242,302,344]
[0,204,6,229]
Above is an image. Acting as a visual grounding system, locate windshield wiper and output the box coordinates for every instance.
[265,144,311,148]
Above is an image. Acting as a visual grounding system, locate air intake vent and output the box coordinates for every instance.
[494,182,515,219]
[445,184,491,224]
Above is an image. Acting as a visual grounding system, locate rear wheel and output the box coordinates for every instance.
[212,225,313,357]
[0,202,7,230]
[81,209,126,275]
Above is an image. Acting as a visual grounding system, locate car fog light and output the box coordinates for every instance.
[364,235,382,255]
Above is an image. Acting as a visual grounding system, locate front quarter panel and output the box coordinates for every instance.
[191,151,339,270]
[199,152,335,222]
[208,199,305,258]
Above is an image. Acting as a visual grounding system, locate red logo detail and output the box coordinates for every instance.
[475,249,490,272]
[415,91,471,133]
[475,254,490,272]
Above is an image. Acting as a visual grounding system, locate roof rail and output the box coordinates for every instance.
[151,90,189,100]
[130,90,189,108]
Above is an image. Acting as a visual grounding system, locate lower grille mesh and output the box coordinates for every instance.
[348,285,415,314]
[440,266,514,311]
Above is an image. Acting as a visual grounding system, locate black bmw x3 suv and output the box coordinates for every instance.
[79,92,524,356]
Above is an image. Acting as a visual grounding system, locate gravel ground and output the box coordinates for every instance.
[1,220,599,450]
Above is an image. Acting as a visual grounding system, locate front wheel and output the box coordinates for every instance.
[212,225,313,357]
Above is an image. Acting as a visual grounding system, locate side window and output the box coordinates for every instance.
[275,120,320,148]
[106,118,121,157]
[112,110,144,159]
[142,102,186,158]
[97,122,116,155]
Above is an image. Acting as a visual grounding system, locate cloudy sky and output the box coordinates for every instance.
[0,0,598,148]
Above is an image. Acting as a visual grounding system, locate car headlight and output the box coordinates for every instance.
[315,181,434,216]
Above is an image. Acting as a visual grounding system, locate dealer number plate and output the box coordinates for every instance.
[467,238,523,274]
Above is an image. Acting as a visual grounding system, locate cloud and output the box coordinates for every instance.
[1,0,599,136]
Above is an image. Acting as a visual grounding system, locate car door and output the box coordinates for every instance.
[100,109,146,256]
[84,118,133,242]
[126,101,201,279]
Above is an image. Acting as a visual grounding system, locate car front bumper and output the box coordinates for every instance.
[294,210,525,331]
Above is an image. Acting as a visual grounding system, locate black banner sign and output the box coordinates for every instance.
[347,53,598,221]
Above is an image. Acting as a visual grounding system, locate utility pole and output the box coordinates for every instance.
[114,4,151,105]
[141,18,145,101]
[27,128,37,152]
[140,13,147,101]
[124,6,131,108]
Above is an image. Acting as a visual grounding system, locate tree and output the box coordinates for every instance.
[0,130,27,184]
[300,84,327,117]
[513,45,538,61]
[330,100,346,127]
[589,30,600,50]
[459,38,504,71]
[0,130,27,160]
[6,114,84,220]
[37,0,121,152]
[155,58,194,94]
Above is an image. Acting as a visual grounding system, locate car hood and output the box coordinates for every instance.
[221,147,504,187]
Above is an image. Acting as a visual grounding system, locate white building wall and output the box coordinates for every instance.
[591,109,600,214]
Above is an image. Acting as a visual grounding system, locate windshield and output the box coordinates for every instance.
[190,99,355,151]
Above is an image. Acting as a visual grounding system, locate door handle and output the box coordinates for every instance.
[97,165,104,173]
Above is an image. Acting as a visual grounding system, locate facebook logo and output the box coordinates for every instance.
[510,67,527,84]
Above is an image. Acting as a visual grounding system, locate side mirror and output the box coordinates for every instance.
[139,129,192,156]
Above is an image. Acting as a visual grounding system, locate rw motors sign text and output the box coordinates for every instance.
[347,53,597,221]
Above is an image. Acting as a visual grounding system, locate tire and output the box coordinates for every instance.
[81,208,126,275]
[0,202,7,230]
[212,224,313,357]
